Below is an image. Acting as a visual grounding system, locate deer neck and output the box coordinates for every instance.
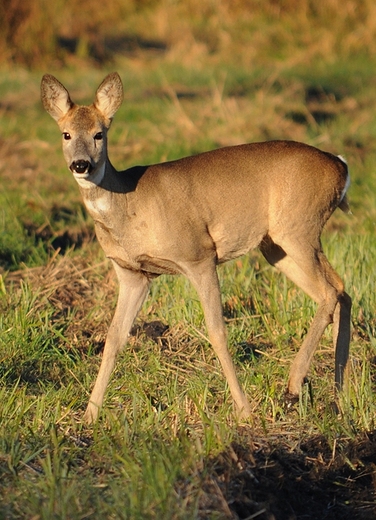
[76,160,148,238]
[77,160,121,223]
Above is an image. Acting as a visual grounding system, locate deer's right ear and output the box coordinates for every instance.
[41,74,74,122]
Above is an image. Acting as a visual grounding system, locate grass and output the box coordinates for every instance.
[1,4,376,518]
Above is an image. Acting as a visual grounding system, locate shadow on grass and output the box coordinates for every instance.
[190,431,376,519]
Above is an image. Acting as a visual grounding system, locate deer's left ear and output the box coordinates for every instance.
[41,74,74,122]
[94,72,124,120]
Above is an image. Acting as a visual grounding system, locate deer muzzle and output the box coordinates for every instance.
[70,160,93,175]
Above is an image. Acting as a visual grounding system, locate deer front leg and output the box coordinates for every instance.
[186,259,252,419]
[84,264,150,423]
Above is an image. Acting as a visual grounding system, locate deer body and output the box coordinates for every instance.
[41,73,351,423]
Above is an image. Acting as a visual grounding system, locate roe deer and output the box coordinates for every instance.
[40,72,351,423]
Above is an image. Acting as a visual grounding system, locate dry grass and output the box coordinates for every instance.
[5,250,115,348]
[2,0,376,67]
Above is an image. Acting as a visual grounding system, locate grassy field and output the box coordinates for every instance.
[1,2,376,519]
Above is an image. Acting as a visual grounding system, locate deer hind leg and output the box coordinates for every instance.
[260,236,351,397]
[333,291,352,390]
[185,258,252,419]
[84,264,150,423]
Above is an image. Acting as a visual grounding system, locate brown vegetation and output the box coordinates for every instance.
[2,0,376,67]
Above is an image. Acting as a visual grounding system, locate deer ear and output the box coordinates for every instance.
[94,72,123,120]
[40,74,74,122]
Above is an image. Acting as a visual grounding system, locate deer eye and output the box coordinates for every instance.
[94,132,103,140]
[62,132,71,140]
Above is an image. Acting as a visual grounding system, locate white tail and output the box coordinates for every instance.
[41,72,351,423]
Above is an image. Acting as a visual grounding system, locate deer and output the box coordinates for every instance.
[40,72,351,424]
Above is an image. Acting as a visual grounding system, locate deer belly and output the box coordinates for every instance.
[212,225,265,263]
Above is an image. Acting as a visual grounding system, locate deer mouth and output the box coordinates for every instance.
[70,160,94,175]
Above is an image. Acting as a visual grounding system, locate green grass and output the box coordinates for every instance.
[1,17,376,518]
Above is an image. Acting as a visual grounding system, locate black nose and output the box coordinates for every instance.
[70,160,92,174]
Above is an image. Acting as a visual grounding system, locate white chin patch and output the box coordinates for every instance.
[74,163,105,188]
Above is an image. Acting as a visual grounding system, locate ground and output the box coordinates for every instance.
[194,431,376,519]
